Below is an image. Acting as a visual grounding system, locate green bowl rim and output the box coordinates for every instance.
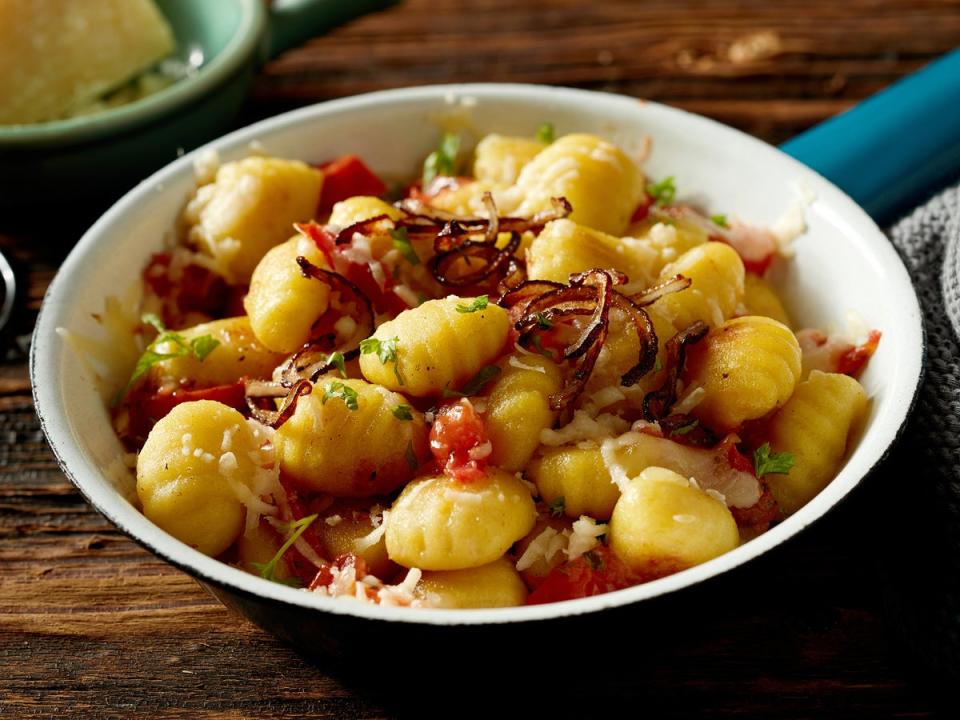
[0,0,266,148]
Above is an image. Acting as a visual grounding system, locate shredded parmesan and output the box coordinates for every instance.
[672,386,706,415]
[353,510,389,552]
[508,356,546,373]
[566,516,608,560]
[540,410,629,447]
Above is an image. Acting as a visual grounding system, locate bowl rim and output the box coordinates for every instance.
[0,0,265,148]
[31,82,926,626]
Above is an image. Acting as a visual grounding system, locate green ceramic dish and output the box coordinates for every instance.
[0,0,392,216]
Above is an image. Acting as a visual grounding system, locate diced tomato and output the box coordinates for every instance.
[307,553,370,593]
[143,253,173,296]
[429,399,491,483]
[721,436,756,475]
[297,221,410,316]
[836,329,882,377]
[317,155,388,214]
[124,381,247,441]
[527,547,638,604]
[630,194,654,223]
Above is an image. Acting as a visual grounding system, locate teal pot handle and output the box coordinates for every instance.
[780,48,960,224]
[267,0,396,58]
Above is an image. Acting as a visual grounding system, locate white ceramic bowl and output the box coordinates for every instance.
[31,84,924,654]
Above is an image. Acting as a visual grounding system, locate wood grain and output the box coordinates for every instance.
[2,0,959,717]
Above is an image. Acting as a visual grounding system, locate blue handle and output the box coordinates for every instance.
[780,49,960,224]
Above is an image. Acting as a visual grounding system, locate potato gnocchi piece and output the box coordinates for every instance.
[184,157,323,282]
[527,219,655,287]
[137,401,270,556]
[315,506,396,579]
[328,195,403,228]
[416,558,528,608]
[513,134,645,235]
[473,134,547,186]
[153,316,284,387]
[528,445,620,521]
[684,315,802,432]
[756,370,868,515]
[655,242,745,331]
[743,273,792,327]
[359,297,510,396]
[244,235,331,353]
[626,215,708,276]
[609,466,739,574]
[428,179,509,217]
[276,376,429,497]
[236,521,293,581]
[484,354,562,472]
[385,470,536,571]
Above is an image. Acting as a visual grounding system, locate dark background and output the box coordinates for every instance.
[3,1,960,717]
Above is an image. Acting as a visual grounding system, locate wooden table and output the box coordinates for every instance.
[3,1,959,716]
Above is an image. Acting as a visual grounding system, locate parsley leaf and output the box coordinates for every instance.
[669,419,699,437]
[390,227,420,266]
[753,442,795,477]
[548,496,566,518]
[711,213,729,228]
[646,176,676,207]
[392,404,413,421]
[530,334,551,358]
[654,356,663,372]
[359,336,405,385]
[535,122,555,144]
[190,335,220,361]
[251,514,318,583]
[535,311,552,329]
[326,351,347,378]
[456,295,489,314]
[115,313,220,404]
[322,381,359,411]
[442,364,502,398]
[405,440,419,470]
[422,133,461,185]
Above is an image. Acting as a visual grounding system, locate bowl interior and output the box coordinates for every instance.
[0,0,263,146]
[32,85,924,626]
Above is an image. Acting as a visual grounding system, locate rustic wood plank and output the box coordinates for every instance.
[2,0,958,716]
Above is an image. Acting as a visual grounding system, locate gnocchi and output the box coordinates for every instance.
[113,127,879,609]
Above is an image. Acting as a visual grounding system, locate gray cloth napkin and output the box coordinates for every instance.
[881,182,960,680]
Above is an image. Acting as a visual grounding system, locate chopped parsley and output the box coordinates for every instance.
[654,356,663,372]
[422,132,461,186]
[669,419,699,437]
[535,311,552,329]
[405,440,419,470]
[442,364,502,398]
[115,313,220,404]
[325,351,347,378]
[392,404,413,421]
[456,295,489,313]
[251,514,318,584]
[322,381,359,411]
[753,442,795,477]
[535,122,555,144]
[390,227,420,266]
[711,213,729,228]
[530,334,551,358]
[548,496,566,518]
[360,336,405,385]
[646,176,676,207]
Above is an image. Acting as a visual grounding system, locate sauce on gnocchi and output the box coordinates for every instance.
[113,126,879,608]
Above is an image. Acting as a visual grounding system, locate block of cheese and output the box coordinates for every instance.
[0,0,175,125]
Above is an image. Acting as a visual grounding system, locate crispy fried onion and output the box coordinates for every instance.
[399,193,571,289]
[642,321,709,421]
[629,274,691,307]
[244,258,375,428]
[502,269,659,411]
